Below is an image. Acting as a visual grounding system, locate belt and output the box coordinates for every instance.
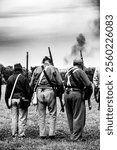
[65,88,81,92]
[72,88,81,92]
[37,87,53,90]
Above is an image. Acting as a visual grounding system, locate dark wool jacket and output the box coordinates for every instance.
[5,71,31,109]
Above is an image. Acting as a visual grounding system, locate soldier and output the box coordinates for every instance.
[93,66,100,110]
[30,56,64,139]
[64,58,92,142]
[5,63,31,140]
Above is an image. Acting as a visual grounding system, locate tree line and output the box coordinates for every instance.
[0,64,95,84]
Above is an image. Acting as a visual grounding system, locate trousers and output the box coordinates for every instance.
[37,88,57,137]
[64,91,86,141]
[11,99,28,137]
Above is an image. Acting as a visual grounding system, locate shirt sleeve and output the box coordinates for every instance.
[45,66,63,86]
[54,67,63,86]
[30,66,42,88]
[24,77,32,101]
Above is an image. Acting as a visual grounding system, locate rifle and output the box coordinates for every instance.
[48,47,64,112]
[80,49,92,110]
[26,52,29,79]
[80,49,84,70]
[48,47,54,66]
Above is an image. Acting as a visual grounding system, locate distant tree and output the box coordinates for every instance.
[30,66,38,75]
[2,66,13,82]
[85,67,95,82]
[91,0,100,7]
[59,69,67,81]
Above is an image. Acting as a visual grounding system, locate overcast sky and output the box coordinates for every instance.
[0,0,100,69]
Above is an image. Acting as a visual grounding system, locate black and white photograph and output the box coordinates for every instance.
[0,0,100,149]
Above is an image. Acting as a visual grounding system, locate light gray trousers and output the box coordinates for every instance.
[11,99,28,137]
[37,88,57,137]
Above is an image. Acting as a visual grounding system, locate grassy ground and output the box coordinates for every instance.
[0,85,100,150]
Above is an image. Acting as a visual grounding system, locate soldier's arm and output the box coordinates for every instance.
[54,67,64,112]
[79,70,91,87]
[30,67,41,88]
[54,68,63,85]
[30,69,36,87]
[5,79,12,109]
[46,66,63,85]
[76,70,92,104]
[93,68,99,87]
[25,77,32,101]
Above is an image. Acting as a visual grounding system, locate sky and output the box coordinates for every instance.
[0,0,100,69]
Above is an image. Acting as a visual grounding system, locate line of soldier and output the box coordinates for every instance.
[4,56,99,142]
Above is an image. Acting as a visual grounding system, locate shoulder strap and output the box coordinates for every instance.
[69,68,83,90]
[69,69,78,87]
[42,67,55,91]
[9,74,21,99]
[34,70,44,91]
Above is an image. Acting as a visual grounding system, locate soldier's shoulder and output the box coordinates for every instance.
[46,65,56,71]
[34,66,42,73]
[7,74,14,81]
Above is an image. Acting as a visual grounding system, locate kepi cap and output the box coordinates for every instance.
[73,58,83,66]
[14,63,22,71]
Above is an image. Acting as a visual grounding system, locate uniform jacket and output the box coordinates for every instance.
[64,66,91,91]
[5,71,31,109]
[30,64,63,90]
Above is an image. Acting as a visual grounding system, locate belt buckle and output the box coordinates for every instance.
[66,88,71,94]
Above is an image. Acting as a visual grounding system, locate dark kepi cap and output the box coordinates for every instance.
[73,58,83,66]
[14,63,22,71]
[42,56,51,64]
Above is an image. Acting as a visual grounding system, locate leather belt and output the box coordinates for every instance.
[65,88,81,94]
[71,88,81,92]
[36,87,53,93]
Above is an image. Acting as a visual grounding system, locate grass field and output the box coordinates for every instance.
[0,85,100,150]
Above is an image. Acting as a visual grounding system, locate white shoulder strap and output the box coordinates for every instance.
[37,66,48,85]
[9,74,21,99]
[34,70,44,91]
[38,71,44,84]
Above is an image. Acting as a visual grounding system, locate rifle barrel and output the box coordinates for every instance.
[80,49,92,110]
[26,51,29,78]
[80,49,84,70]
[48,47,54,66]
